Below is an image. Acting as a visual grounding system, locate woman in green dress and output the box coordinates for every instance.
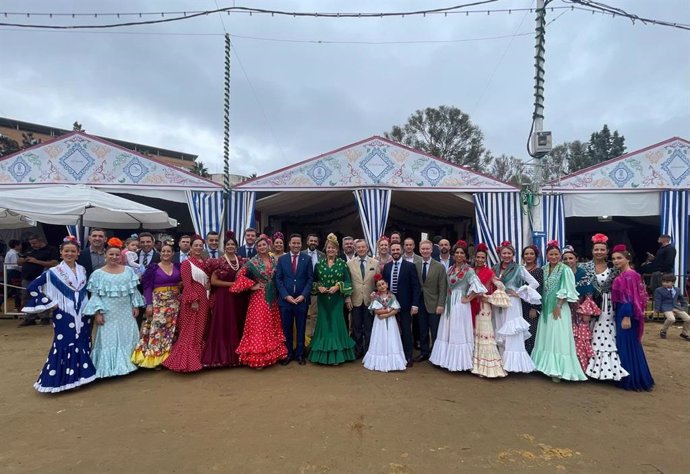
[530,241,587,382]
[308,233,356,365]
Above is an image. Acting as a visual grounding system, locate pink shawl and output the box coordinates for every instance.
[611,269,648,340]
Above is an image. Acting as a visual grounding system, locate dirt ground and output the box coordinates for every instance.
[0,318,688,474]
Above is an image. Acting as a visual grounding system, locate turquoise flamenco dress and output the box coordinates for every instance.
[308,259,356,365]
[83,267,144,378]
[531,262,587,381]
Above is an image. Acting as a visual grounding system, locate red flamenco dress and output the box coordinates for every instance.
[201,256,248,367]
[163,256,210,373]
[231,256,287,368]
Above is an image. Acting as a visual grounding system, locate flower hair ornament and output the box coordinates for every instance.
[378,235,390,243]
[325,233,339,250]
[129,233,139,239]
[561,245,576,256]
[256,233,272,247]
[272,231,284,242]
[374,273,384,282]
[455,240,468,250]
[612,244,627,254]
[475,243,489,254]
[225,230,236,241]
[191,234,205,244]
[107,237,124,249]
[62,235,80,247]
[496,240,515,254]
[546,240,560,251]
[591,233,609,245]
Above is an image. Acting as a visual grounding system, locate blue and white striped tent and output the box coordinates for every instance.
[234,136,523,264]
[539,137,690,294]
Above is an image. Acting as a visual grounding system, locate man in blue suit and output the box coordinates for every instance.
[383,242,421,367]
[275,233,314,365]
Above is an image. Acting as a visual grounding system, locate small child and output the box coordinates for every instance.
[121,235,143,277]
[363,275,407,372]
[573,294,599,372]
[654,273,690,340]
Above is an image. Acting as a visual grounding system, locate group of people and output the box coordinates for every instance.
[22,226,675,394]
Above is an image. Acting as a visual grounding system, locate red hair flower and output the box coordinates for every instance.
[591,233,609,244]
[612,244,627,253]
[374,273,384,282]
[476,243,489,253]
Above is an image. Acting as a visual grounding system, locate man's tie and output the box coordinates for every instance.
[360,259,366,279]
[292,254,298,274]
[211,250,217,258]
[391,261,399,294]
[423,261,428,283]
[142,252,149,267]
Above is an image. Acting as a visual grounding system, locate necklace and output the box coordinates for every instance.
[225,254,240,271]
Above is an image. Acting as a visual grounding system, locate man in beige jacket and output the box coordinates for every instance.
[346,239,379,358]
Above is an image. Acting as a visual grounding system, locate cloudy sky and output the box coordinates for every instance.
[0,0,688,177]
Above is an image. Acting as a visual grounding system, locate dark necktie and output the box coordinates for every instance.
[211,250,217,258]
[391,261,399,293]
[423,261,428,283]
[292,254,298,274]
[142,252,149,267]
[360,259,366,279]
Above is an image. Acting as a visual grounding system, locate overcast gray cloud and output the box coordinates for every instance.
[0,0,688,177]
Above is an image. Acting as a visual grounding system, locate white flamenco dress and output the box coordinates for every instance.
[363,293,407,372]
[430,265,487,372]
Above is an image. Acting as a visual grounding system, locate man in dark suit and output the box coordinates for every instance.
[205,231,221,259]
[414,240,448,362]
[173,235,191,264]
[275,233,314,365]
[77,228,107,277]
[237,227,257,259]
[137,232,160,269]
[383,242,421,367]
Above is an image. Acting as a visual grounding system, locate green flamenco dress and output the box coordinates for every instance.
[530,262,587,381]
[308,258,356,365]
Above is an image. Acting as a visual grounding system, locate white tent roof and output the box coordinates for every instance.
[0,185,177,229]
[236,136,518,192]
[0,131,222,202]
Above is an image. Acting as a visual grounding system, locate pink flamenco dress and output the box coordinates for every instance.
[573,295,599,372]
[231,256,287,368]
[162,256,210,373]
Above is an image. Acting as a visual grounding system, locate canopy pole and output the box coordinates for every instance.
[220,33,231,240]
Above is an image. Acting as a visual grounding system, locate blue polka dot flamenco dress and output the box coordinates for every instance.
[23,262,97,393]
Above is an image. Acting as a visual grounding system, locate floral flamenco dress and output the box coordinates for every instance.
[531,262,587,381]
[309,258,356,365]
[24,262,97,393]
[471,265,507,378]
[83,267,144,379]
[430,264,486,372]
[231,255,287,368]
[363,292,406,372]
[572,265,596,372]
[132,263,182,368]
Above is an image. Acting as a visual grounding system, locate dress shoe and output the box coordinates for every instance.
[18,319,36,327]
[298,357,307,365]
[414,354,429,363]
[681,333,690,341]
[406,360,414,368]
[280,358,291,366]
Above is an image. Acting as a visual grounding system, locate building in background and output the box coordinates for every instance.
[0,116,197,169]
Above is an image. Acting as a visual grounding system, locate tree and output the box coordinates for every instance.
[72,121,84,132]
[540,140,586,182]
[585,124,625,168]
[191,160,210,178]
[487,153,530,185]
[0,135,20,157]
[385,105,486,170]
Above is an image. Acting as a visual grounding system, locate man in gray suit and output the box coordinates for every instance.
[346,239,379,358]
[403,237,422,264]
[302,233,325,335]
[414,239,448,362]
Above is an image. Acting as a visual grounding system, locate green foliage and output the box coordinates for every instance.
[0,135,20,157]
[191,161,210,178]
[487,153,531,185]
[385,106,486,170]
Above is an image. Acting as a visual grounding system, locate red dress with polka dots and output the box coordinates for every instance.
[231,256,286,368]
[163,257,209,373]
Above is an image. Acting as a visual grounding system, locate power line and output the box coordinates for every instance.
[564,0,690,30]
[0,1,500,29]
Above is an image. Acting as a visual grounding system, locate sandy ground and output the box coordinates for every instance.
[0,318,688,474]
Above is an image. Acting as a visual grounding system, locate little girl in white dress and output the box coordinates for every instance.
[363,276,407,372]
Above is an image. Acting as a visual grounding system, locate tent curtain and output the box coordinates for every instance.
[473,192,523,265]
[541,193,566,260]
[661,190,689,293]
[185,190,224,240]
[227,190,256,246]
[353,188,391,256]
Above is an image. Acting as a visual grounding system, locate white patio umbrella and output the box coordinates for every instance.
[0,185,177,229]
